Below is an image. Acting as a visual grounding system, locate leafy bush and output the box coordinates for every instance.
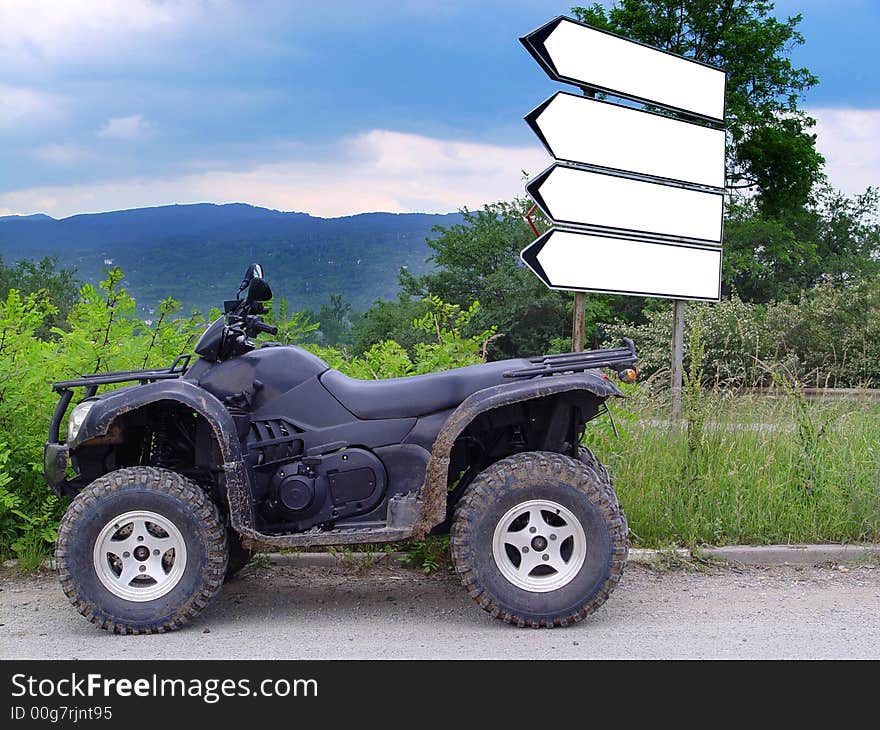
[0,270,207,561]
[604,278,880,388]
[311,296,494,380]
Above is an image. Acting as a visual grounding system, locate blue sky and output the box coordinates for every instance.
[1,0,878,218]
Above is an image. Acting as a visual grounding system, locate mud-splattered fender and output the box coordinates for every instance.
[413,371,622,536]
[72,380,256,533]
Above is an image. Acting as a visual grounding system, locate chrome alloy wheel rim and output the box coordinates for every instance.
[492,499,586,592]
[92,510,187,602]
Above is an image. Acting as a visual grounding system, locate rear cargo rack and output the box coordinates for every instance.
[503,339,637,379]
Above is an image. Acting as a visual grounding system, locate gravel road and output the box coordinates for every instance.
[2,558,878,659]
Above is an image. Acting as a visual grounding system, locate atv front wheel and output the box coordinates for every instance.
[450,451,628,628]
[55,467,227,633]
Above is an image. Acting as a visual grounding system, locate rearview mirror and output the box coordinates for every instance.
[246,277,272,303]
[239,263,264,292]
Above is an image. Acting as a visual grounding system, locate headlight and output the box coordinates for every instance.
[67,400,95,443]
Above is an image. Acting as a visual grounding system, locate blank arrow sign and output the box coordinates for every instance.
[527,92,726,189]
[521,16,726,122]
[527,164,724,244]
[521,229,722,301]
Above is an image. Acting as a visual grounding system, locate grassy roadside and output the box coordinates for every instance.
[588,388,880,548]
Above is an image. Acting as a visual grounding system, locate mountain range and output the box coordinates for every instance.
[0,203,461,314]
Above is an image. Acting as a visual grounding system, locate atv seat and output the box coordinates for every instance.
[319,359,531,419]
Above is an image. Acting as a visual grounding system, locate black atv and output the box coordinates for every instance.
[45,265,638,633]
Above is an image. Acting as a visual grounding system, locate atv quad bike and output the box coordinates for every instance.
[45,265,638,633]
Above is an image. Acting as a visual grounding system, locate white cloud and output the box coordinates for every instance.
[0,85,65,133]
[97,115,152,141]
[0,129,549,218]
[0,0,215,70]
[32,144,89,165]
[810,107,880,195]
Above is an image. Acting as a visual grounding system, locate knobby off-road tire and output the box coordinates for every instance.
[578,445,610,485]
[451,451,628,628]
[56,467,228,634]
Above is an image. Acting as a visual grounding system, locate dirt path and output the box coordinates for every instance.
[1,560,878,659]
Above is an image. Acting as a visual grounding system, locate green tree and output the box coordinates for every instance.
[723,186,880,301]
[263,297,320,345]
[0,256,79,336]
[573,1,824,217]
[795,186,880,288]
[351,294,432,355]
[398,199,616,358]
[311,294,353,346]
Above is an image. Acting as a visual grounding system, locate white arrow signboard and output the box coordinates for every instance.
[520,15,726,302]
[526,92,726,189]
[527,164,724,244]
[521,16,726,122]
[521,230,722,301]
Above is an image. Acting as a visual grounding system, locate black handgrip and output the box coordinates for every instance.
[252,320,278,336]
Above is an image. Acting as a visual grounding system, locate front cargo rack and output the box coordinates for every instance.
[52,353,191,392]
[49,354,191,443]
[503,339,637,379]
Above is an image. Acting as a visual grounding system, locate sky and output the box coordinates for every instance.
[0,0,878,219]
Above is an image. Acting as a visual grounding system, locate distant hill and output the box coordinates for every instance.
[0,213,55,223]
[0,203,461,313]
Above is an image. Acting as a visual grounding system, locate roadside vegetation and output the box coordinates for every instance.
[592,388,880,549]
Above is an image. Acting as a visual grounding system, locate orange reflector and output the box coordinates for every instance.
[618,367,638,383]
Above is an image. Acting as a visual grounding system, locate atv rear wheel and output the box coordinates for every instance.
[450,451,628,628]
[55,467,227,633]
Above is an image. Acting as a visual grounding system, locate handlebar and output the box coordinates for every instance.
[249,318,278,337]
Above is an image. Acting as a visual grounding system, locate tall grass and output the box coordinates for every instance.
[588,388,880,547]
